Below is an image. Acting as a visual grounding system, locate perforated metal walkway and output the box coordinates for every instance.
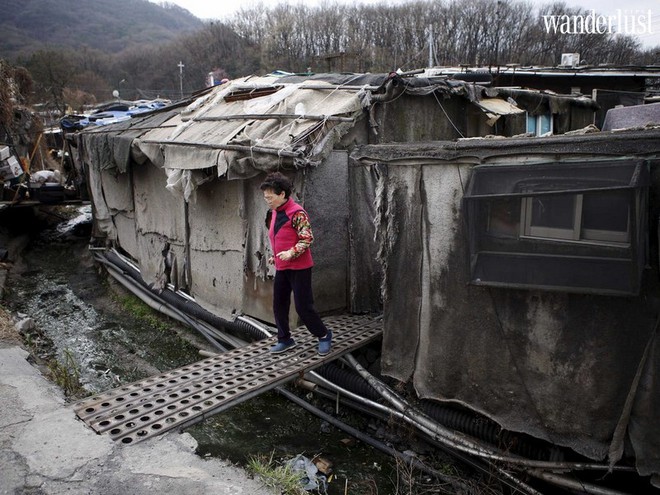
[73,315,381,445]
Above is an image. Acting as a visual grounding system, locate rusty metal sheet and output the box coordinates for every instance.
[73,315,382,445]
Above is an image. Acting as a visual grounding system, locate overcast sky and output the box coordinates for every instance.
[153,0,660,49]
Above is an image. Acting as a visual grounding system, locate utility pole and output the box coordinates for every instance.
[494,1,502,69]
[428,25,434,68]
[178,61,184,99]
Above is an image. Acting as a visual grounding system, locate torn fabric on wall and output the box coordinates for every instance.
[165,168,212,204]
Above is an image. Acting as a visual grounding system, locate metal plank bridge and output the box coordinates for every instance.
[73,314,381,445]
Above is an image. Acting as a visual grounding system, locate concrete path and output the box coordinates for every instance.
[0,345,273,495]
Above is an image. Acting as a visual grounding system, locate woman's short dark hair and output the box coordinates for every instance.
[260,172,292,198]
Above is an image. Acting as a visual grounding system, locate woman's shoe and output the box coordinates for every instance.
[270,339,297,353]
[318,331,332,356]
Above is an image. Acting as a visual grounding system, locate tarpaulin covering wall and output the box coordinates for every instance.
[186,178,245,320]
[102,168,137,258]
[348,163,383,313]
[350,131,660,484]
[132,163,187,291]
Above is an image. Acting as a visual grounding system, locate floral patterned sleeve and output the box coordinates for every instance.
[290,210,314,258]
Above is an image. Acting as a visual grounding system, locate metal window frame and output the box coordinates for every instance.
[520,192,631,246]
[526,112,554,136]
[463,159,649,296]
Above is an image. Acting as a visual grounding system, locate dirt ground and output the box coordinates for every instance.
[0,302,20,345]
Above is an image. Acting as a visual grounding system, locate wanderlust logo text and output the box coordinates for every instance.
[543,10,653,35]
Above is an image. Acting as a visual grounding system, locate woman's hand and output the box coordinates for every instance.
[276,249,295,261]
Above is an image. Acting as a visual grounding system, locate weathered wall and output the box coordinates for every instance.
[102,169,138,259]
[347,162,382,313]
[95,153,351,325]
[375,94,466,142]
[568,106,595,131]
[241,175,276,323]
[86,160,137,255]
[302,151,349,313]
[187,178,245,320]
[132,163,187,290]
[373,93,531,142]
[351,131,660,478]
[555,105,596,134]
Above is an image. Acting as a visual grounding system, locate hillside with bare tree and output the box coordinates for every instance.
[3,0,658,111]
[230,0,657,73]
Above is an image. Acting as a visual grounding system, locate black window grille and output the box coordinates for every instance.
[464,160,649,296]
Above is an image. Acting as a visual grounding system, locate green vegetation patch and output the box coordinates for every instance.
[247,452,307,495]
[47,349,87,399]
[114,292,170,332]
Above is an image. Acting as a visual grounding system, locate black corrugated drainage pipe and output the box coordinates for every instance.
[314,363,564,462]
[304,369,544,495]
[276,386,477,494]
[97,257,228,353]
[313,363,634,495]
[101,250,266,343]
[342,355,636,480]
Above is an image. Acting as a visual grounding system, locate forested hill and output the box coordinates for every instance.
[1,0,656,110]
[0,0,203,58]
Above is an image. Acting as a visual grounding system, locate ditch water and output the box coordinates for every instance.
[4,205,398,495]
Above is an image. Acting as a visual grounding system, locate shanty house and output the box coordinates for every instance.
[350,131,660,486]
[72,71,660,486]
[75,72,597,320]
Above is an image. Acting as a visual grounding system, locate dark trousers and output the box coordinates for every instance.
[273,268,328,342]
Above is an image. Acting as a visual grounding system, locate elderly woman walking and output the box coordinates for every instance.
[260,172,332,355]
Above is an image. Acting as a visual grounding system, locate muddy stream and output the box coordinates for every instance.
[4,206,403,495]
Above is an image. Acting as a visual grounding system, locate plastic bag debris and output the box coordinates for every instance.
[286,454,328,493]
